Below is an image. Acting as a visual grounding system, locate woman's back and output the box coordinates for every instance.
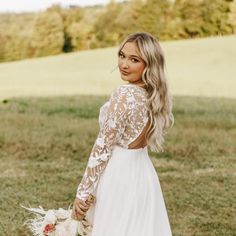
[99,84,150,150]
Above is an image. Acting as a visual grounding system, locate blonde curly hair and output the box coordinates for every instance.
[118,32,174,153]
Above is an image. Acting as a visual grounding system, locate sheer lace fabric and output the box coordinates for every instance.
[76,84,149,201]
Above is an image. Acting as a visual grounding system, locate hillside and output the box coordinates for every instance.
[0,34,235,100]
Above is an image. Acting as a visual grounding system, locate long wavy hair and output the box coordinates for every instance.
[118,32,174,153]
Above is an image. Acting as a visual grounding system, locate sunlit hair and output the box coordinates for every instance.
[118,32,174,153]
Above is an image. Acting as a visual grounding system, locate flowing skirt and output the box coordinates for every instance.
[85,145,172,236]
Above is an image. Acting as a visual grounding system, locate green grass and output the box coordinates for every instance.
[0,34,236,100]
[0,95,235,236]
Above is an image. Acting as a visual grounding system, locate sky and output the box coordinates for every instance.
[0,0,124,13]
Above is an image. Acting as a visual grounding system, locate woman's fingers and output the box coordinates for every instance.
[87,199,95,205]
[72,202,83,220]
[76,200,90,211]
[76,204,86,214]
[70,198,91,221]
[80,201,90,208]
[71,203,77,220]
[72,196,94,220]
[76,213,85,221]
[74,206,84,220]
[79,205,90,211]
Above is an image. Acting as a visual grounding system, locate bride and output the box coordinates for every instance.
[72,32,174,236]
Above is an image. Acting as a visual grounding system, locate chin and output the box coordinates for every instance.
[120,76,128,81]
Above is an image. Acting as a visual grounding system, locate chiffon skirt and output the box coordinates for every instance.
[86,145,172,236]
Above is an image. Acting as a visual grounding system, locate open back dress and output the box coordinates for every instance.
[76,84,172,236]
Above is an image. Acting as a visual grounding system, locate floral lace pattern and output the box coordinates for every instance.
[76,84,149,201]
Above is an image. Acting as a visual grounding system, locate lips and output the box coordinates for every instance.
[120,69,130,76]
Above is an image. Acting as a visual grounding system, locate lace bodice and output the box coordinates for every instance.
[76,84,149,201]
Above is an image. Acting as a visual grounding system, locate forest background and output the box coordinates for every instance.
[1,0,236,62]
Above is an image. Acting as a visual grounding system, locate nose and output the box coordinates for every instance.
[120,58,129,69]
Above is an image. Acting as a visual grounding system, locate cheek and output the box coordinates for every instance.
[134,64,145,74]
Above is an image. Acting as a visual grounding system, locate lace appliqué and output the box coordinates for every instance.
[76,84,149,201]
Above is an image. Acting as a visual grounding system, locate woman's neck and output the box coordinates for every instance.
[128,81,145,88]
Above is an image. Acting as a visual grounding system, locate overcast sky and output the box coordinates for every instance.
[0,0,124,13]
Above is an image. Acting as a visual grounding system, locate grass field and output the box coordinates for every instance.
[0,94,235,236]
[0,35,235,235]
[0,34,236,100]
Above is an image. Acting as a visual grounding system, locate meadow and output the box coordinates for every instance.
[0,34,236,235]
[0,35,236,100]
[0,94,235,236]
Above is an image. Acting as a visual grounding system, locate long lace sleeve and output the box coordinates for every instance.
[76,86,132,201]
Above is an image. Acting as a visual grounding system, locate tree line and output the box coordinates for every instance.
[0,0,235,63]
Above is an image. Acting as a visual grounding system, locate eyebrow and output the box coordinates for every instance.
[119,50,142,60]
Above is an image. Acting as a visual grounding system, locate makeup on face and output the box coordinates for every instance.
[118,42,146,84]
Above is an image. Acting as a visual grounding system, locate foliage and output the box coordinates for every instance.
[201,0,233,35]
[0,0,235,62]
[90,1,123,48]
[61,6,86,52]
[134,0,172,40]
[228,0,236,32]
[0,13,35,61]
[31,8,64,57]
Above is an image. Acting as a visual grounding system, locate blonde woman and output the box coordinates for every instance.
[73,32,174,236]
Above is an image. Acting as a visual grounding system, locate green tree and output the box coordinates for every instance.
[0,34,6,62]
[115,0,144,40]
[176,0,205,38]
[31,9,64,57]
[229,0,236,33]
[91,1,123,48]
[202,0,233,35]
[66,21,92,50]
[129,0,172,40]
[61,7,85,52]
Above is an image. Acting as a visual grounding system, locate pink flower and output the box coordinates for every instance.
[43,223,56,235]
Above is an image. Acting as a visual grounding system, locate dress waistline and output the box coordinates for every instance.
[113,145,148,153]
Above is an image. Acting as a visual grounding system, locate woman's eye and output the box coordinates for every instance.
[119,53,125,58]
[131,58,139,63]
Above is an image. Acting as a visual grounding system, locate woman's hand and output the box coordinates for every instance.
[71,196,95,221]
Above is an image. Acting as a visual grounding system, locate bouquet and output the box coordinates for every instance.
[21,195,95,236]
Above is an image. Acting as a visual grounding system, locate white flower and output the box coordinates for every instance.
[55,224,67,236]
[44,210,57,224]
[22,205,93,236]
[68,219,80,236]
[55,219,79,236]
[55,208,71,220]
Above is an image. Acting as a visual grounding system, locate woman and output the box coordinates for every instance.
[72,32,174,236]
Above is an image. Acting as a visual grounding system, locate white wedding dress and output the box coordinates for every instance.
[76,84,172,236]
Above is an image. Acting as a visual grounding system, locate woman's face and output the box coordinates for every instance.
[118,42,146,85]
